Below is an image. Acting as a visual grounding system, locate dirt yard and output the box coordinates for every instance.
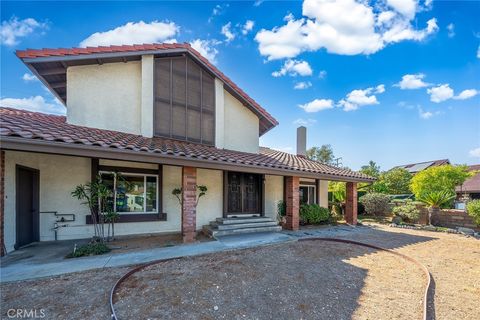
[1,224,479,320]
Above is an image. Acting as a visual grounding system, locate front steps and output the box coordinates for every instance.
[203,216,282,238]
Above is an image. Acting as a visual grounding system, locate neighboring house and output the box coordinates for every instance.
[0,43,373,254]
[392,159,450,174]
[456,165,480,203]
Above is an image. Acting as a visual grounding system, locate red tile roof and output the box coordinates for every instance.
[15,43,278,131]
[0,108,374,182]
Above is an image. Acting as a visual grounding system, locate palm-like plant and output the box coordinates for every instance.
[417,190,456,225]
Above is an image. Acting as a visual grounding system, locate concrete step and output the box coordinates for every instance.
[215,217,273,225]
[203,225,282,238]
[212,221,279,230]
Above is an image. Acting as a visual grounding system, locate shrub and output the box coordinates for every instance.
[466,200,480,226]
[66,242,111,258]
[277,200,286,218]
[392,200,420,222]
[359,193,391,216]
[300,204,330,224]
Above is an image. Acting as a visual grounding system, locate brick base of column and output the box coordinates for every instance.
[182,167,197,243]
[285,176,300,231]
[345,182,358,225]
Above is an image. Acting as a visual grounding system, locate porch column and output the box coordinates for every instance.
[345,182,358,225]
[182,166,197,243]
[0,150,4,256]
[285,176,300,231]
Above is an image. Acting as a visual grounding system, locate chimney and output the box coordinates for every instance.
[296,126,307,157]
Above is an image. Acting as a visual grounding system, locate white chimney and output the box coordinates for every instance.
[297,126,307,156]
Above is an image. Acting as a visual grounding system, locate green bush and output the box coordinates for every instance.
[66,242,111,258]
[392,200,420,222]
[277,200,286,218]
[300,204,330,224]
[359,193,391,216]
[466,200,480,226]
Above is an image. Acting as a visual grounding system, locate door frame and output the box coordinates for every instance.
[223,171,265,218]
[15,165,40,249]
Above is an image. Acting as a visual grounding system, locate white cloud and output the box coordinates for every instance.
[477,45,480,59]
[79,20,178,47]
[22,73,38,82]
[299,99,334,112]
[318,70,327,79]
[338,85,385,111]
[221,22,235,42]
[255,0,438,60]
[0,96,65,115]
[272,59,313,77]
[427,84,454,103]
[418,106,441,119]
[254,0,264,7]
[1,17,48,46]
[294,81,312,90]
[447,23,455,38]
[242,20,255,35]
[190,39,220,63]
[453,89,478,100]
[293,118,317,126]
[395,73,430,89]
[209,4,229,23]
[469,147,480,158]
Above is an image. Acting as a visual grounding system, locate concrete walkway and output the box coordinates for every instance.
[0,225,360,283]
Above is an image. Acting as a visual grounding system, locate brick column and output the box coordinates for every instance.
[285,176,300,231]
[182,167,197,243]
[0,150,5,256]
[345,182,358,225]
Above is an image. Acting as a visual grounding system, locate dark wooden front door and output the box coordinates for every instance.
[226,172,261,215]
[15,166,39,249]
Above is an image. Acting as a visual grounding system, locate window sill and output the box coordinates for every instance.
[85,212,167,224]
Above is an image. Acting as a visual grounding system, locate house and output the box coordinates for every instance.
[455,165,480,207]
[392,159,450,174]
[0,43,373,255]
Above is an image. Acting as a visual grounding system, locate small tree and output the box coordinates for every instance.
[417,191,456,225]
[306,145,335,165]
[329,181,346,215]
[381,168,412,195]
[172,185,208,208]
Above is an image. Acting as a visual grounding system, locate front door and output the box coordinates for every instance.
[15,166,39,249]
[226,172,261,216]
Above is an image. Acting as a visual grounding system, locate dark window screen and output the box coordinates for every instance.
[154,56,215,144]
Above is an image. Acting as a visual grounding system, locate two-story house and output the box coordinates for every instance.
[0,43,373,254]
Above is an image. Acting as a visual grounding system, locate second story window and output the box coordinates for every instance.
[154,56,215,144]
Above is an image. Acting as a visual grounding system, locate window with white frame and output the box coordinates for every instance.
[100,172,158,213]
[299,184,316,205]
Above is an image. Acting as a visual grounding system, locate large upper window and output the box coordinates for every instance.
[154,56,215,145]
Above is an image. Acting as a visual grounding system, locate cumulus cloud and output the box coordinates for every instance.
[338,85,385,111]
[453,89,478,100]
[395,73,430,89]
[255,0,439,60]
[427,84,454,103]
[1,16,48,46]
[299,99,334,112]
[418,106,441,119]
[469,147,480,158]
[272,59,313,77]
[22,73,38,82]
[0,96,65,115]
[190,39,220,63]
[293,118,317,126]
[79,20,178,47]
[447,23,455,38]
[242,20,255,35]
[294,81,312,90]
[221,22,235,42]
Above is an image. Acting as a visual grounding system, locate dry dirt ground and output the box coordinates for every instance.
[1,224,479,320]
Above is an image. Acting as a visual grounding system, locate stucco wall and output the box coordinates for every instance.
[2,152,227,252]
[265,175,284,220]
[318,180,329,208]
[223,90,259,153]
[66,61,142,135]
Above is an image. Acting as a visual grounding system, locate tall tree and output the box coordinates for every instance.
[360,161,381,178]
[306,145,335,165]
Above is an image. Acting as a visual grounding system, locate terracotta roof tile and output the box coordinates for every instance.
[0,108,373,181]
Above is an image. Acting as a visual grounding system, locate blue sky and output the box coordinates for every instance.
[1,0,479,170]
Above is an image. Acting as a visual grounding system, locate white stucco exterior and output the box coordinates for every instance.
[141,55,154,137]
[223,90,259,153]
[196,169,223,229]
[66,61,142,135]
[214,78,225,149]
[318,180,329,209]
[265,175,284,220]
